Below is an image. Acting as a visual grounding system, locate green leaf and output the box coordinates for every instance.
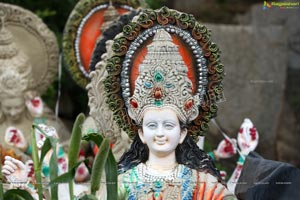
[90,138,110,195]
[31,126,43,200]
[49,143,58,200]
[48,160,86,187]
[78,194,98,200]
[82,132,103,147]
[39,138,52,164]
[3,189,35,200]
[32,124,59,147]
[48,170,74,187]
[68,113,85,169]
[83,133,118,199]
[105,150,118,200]
[31,124,58,164]
[68,113,85,200]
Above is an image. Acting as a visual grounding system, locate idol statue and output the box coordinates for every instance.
[0,3,70,159]
[101,7,237,199]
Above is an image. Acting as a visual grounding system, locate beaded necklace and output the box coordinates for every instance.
[121,163,197,200]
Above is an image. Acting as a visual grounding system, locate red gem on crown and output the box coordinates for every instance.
[184,99,194,110]
[153,87,163,99]
[130,99,138,108]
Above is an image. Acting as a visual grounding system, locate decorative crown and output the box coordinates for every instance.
[128,29,200,124]
[104,7,224,140]
[0,14,32,97]
[0,15,17,59]
[100,1,119,32]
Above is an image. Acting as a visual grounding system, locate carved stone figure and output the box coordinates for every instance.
[102,7,237,199]
[0,3,70,159]
[86,10,140,161]
[86,39,131,161]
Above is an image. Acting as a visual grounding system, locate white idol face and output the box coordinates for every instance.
[138,108,187,158]
[1,96,26,122]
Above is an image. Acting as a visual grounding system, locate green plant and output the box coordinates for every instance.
[82,133,118,200]
[0,113,118,200]
[0,124,58,200]
[49,113,118,200]
[31,124,60,200]
[67,113,85,199]
[2,189,35,200]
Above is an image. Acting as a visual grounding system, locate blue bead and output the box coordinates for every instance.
[144,81,153,88]
[165,83,174,88]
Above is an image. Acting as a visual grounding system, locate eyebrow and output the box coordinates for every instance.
[143,120,157,124]
[143,119,178,124]
[163,120,177,124]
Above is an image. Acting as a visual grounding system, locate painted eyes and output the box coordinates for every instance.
[164,123,175,129]
[147,123,157,129]
[146,122,175,130]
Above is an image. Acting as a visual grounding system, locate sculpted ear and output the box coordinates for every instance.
[138,128,145,144]
[179,128,187,144]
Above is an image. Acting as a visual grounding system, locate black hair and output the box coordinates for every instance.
[89,10,139,71]
[118,133,222,182]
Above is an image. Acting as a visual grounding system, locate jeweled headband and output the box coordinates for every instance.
[104,7,224,140]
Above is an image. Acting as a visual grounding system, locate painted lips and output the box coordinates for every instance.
[154,138,167,145]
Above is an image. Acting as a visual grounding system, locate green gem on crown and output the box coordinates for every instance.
[154,180,162,189]
[154,100,163,106]
[154,71,164,82]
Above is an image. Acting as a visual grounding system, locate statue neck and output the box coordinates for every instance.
[5,110,31,125]
[147,151,177,171]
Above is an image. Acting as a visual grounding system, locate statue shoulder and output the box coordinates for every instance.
[118,164,141,184]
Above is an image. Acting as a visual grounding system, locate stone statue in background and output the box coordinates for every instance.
[64,0,144,161]
[0,3,70,159]
[86,39,131,161]
[86,10,141,161]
